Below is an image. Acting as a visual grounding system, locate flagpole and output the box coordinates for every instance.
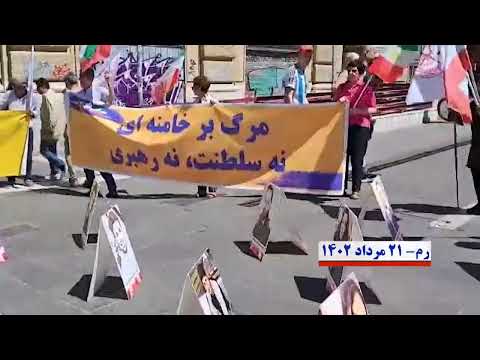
[26,45,34,113]
[454,121,460,208]
[353,75,373,108]
[137,45,144,107]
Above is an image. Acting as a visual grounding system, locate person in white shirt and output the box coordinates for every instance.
[73,68,118,198]
[0,77,41,186]
[192,75,218,198]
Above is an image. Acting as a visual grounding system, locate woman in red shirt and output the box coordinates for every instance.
[334,60,377,199]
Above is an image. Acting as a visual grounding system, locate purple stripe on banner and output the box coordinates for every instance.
[273,171,344,191]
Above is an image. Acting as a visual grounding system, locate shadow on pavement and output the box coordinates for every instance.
[455,241,480,250]
[72,233,98,249]
[455,262,480,283]
[321,204,386,221]
[0,224,39,239]
[294,276,382,305]
[234,241,308,257]
[34,187,90,197]
[285,193,337,205]
[392,203,463,215]
[119,193,196,200]
[237,198,261,208]
[68,275,128,301]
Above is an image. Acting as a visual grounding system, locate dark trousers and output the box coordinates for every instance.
[84,169,117,193]
[345,125,371,193]
[40,141,65,175]
[197,185,216,197]
[471,168,480,203]
[8,127,33,183]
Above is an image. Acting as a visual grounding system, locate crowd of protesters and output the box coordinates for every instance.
[2,45,480,214]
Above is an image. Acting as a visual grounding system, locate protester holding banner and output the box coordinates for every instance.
[192,75,218,198]
[62,73,80,187]
[75,68,119,198]
[467,100,480,214]
[36,78,67,181]
[0,77,41,186]
[283,45,313,104]
[334,52,360,91]
[334,60,377,199]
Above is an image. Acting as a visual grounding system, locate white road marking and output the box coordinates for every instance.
[429,215,475,230]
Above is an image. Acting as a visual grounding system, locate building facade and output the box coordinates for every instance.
[0,45,344,101]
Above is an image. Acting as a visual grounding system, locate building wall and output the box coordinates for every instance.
[245,45,343,96]
[0,45,344,99]
[0,45,78,92]
[185,45,246,102]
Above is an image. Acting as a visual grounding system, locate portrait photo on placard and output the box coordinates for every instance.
[250,184,274,260]
[187,249,233,315]
[372,178,402,240]
[327,205,350,293]
[103,205,140,290]
[320,273,368,315]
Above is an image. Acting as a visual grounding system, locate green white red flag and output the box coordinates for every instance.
[79,45,112,72]
[368,45,421,83]
[406,45,472,123]
[151,56,184,105]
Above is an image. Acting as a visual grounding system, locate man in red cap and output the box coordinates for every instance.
[283,45,313,104]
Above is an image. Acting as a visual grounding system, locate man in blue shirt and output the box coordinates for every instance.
[73,68,118,198]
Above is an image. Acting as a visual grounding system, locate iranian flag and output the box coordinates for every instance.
[79,45,112,72]
[368,45,421,83]
[406,45,472,123]
[152,56,184,105]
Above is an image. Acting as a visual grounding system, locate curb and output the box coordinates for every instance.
[366,140,471,173]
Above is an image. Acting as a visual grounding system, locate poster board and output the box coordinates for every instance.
[319,272,368,315]
[87,205,142,302]
[249,183,306,261]
[358,176,403,241]
[326,203,364,293]
[80,180,100,249]
[177,248,233,315]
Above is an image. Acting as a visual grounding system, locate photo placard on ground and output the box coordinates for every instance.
[81,180,100,249]
[319,272,368,315]
[358,175,403,241]
[87,205,142,302]
[177,248,233,315]
[326,203,364,294]
[0,244,7,263]
[249,183,307,261]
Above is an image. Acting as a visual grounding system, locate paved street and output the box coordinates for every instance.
[1,122,480,315]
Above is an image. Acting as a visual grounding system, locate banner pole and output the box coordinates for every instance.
[26,45,34,113]
[454,121,460,208]
[353,75,373,108]
[137,45,144,107]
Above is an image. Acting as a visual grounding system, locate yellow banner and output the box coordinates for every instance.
[0,111,29,177]
[70,102,347,194]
